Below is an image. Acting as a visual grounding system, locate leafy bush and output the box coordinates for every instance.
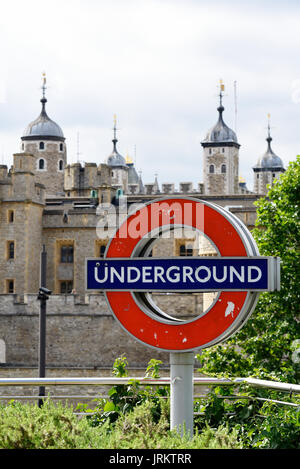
[99,399,241,449]
[0,400,101,449]
[194,384,300,449]
[0,395,240,449]
[79,355,169,428]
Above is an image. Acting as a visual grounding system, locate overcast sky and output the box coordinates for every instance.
[0,0,299,191]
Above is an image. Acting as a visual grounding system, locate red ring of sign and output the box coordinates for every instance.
[105,198,249,351]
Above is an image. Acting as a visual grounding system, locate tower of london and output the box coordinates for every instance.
[0,78,286,377]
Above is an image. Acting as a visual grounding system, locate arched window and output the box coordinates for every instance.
[209,164,215,174]
[58,160,63,171]
[39,142,45,150]
[38,158,45,170]
[59,143,63,152]
[221,164,226,173]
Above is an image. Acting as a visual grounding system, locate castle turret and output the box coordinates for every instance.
[253,115,285,195]
[201,81,240,195]
[20,73,66,196]
[105,115,128,194]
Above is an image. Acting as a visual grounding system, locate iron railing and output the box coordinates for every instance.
[0,376,299,409]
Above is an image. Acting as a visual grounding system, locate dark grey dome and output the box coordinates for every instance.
[202,105,238,144]
[107,150,127,168]
[255,136,284,169]
[106,136,127,168]
[22,98,64,141]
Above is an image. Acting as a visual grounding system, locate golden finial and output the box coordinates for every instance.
[219,79,225,92]
[113,114,117,127]
[125,152,133,164]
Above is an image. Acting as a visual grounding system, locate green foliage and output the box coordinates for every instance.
[194,385,300,449]
[0,397,241,449]
[80,355,169,428]
[0,356,298,449]
[0,399,101,449]
[198,156,300,382]
[112,354,129,377]
[99,399,241,449]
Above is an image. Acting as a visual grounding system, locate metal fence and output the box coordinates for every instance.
[0,376,299,410]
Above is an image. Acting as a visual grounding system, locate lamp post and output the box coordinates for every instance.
[37,245,51,407]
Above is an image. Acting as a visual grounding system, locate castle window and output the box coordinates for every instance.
[221,164,226,173]
[179,243,193,256]
[60,281,73,294]
[8,210,14,223]
[209,164,215,174]
[209,149,212,155]
[186,244,193,256]
[99,245,106,258]
[179,244,186,256]
[273,173,276,178]
[58,160,64,171]
[257,174,259,179]
[6,279,14,293]
[21,143,24,151]
[59,143,63,152]
[39,142,45,150]
[7,241,15,260]
[38,158,45,170]
[222,148,225,153]
[60,245,74,263]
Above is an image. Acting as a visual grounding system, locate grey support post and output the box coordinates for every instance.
[170,352,194,438]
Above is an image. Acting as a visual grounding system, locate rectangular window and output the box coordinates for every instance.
[60,245,74,263]
[99,245,106,258]
[60,281,73,294]
[7,241,15,260]
[6,279,14,293]
[7,210,14,223]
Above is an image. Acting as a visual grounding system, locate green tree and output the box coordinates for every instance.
[198,156,300,382]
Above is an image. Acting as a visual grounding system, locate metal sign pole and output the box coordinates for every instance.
[170,352,194,438]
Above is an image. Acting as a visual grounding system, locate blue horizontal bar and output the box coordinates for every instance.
[86,257,269,291]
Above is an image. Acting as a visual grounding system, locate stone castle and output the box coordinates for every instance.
[0,78,286,380]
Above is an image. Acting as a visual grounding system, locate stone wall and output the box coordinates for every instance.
[0,294,172,370]
[0,293,205,406]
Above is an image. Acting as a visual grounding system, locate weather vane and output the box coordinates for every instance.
[41,72,47,99]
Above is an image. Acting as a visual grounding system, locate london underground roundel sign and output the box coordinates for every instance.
[86,197,280,352]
